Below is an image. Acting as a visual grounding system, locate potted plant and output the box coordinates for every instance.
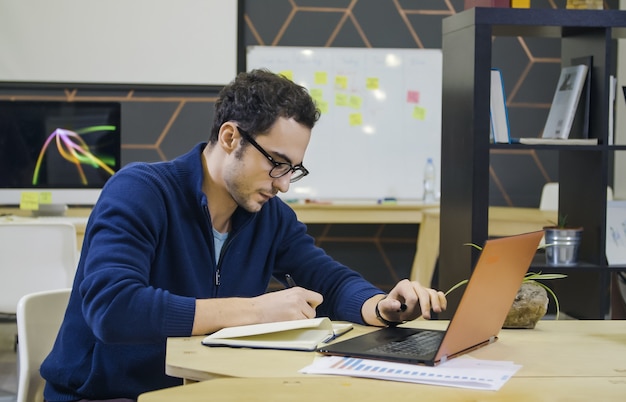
[445,243,567,329]
[543,214,583,266]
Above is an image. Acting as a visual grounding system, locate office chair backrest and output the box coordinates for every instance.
[539,182,614,211]
[16,288,71,402]
[0,221,77,314]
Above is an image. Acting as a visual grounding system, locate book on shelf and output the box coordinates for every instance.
[542,64,589,140]
[511,137,598,145]
[201,317,353,351]
[490,68,511,144]
[570,56,592,139]
[608,75,617,145]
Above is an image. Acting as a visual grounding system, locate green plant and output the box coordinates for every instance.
[445,243,567,319]
[547,213,569,229]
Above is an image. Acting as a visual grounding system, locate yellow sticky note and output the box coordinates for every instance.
[39,191,53,204]
[365,77,379,90]
[348,113,362,126]
[314,71,328,85]
[413,106,426,121]
[349,95,362,110]
[20,192,40,210]
[335,93,348,107]
[317,100,329,114]
[335,75,348,90]
[310,88,323,101]
[279,70,294,81]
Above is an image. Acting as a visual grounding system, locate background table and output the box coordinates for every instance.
[413,207,557,286]
[0,204,557,288]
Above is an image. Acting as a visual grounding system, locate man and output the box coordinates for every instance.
[41,69,446,401]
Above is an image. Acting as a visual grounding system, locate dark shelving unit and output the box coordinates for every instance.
[440,8,626,319]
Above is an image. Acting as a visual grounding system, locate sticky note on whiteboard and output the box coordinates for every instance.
[279,70,294,81]
[365,77,379,89]
[335,75,348,90]
[314,71,328,85]
[317,100,329,114]
[349,95,362,109]
[335,93,348,106]
[348,113,362,126]
[413,106,426,121]
[407,90,420,103]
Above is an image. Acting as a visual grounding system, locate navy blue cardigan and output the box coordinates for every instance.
[41,143,383,401]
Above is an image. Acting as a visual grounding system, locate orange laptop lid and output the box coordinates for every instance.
[434,230,544,363]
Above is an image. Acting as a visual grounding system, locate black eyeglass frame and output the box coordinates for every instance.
[237,127,309,183]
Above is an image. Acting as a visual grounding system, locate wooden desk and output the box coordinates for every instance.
[139,376,625,402]
[488,207,557,237]
[145,320,626,401]
[288,202,432,224]
[291,204,554,234]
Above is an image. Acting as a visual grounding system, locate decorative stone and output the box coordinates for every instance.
[503,281,549,329]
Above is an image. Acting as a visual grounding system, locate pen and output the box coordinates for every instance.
[322,326,354,344]
[285,274,297,288]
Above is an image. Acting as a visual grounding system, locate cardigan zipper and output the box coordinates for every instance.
[203,205,221,288]
[204,205,255,289]
[214,229,239,287]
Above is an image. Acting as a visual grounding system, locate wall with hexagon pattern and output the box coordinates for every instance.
[0,0,621,291]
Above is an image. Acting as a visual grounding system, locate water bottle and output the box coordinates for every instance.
[423,158,436,203]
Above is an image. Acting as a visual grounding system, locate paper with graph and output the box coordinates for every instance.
[300,355,521,391]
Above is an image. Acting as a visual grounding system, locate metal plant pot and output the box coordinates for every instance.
[544,227,583,266]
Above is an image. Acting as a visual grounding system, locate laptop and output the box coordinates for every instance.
[317,230,544,366]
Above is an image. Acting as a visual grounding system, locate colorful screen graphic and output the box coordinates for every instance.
[0,101,121,189]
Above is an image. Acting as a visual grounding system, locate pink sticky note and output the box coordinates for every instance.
[407,90,420,103]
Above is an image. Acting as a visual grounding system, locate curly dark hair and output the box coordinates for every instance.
[209,69,321,144]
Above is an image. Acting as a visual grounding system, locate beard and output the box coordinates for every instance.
[223,168,273,213]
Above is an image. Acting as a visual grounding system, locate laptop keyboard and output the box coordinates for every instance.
[366,330,444,357]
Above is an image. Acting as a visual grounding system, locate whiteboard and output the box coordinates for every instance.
[247,46,442,201]
[0,0,238,86]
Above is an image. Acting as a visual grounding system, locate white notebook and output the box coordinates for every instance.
[202,318,353,351]
[511,137,597,145]
[542,64,589,139]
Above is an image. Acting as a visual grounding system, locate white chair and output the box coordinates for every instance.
[0,221,77,317]
[0,221,76,401]
[539,182,614,211]
[16,289,71,402]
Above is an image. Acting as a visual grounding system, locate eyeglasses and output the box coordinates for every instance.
[237,127,309,183]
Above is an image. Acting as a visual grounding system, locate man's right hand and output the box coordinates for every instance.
[256,287,323,322]
[192,287,323,335]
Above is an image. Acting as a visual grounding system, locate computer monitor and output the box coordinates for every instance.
[0,100,121,207]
